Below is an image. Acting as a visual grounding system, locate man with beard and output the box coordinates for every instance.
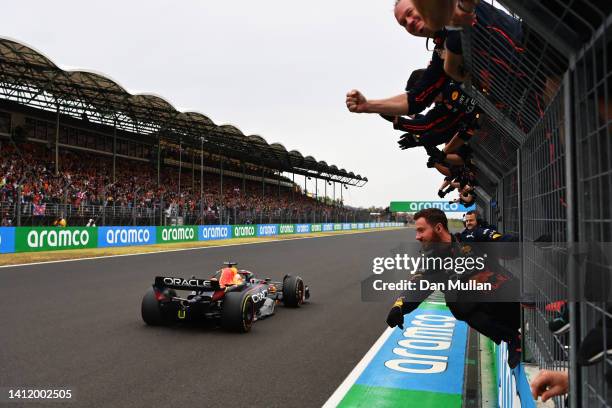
[460,210,510,242]
[385,208,522,367]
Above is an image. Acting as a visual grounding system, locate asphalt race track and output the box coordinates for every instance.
[0,229,414,408]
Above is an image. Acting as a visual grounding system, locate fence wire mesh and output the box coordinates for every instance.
[520,88,569,379]
[465,1,612,405]
[574,22,612,408]
[501,168,519,236]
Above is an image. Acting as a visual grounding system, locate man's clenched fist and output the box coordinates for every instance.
[386,297,406,329]
[346,90,368,113]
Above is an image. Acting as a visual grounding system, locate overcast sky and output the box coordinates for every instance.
[4,0,442,208]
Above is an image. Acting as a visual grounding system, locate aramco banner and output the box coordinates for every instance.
[390,201,476,213]
[1,223,403,254]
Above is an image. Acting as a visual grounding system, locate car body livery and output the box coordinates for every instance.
[141,262,310,333]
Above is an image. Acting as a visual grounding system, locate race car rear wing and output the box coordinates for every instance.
[154,276,221,291]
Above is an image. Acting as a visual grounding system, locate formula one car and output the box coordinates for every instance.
[141,262,309,333]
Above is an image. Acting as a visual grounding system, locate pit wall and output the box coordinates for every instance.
[495,343,535,408]
[0,223,404,254]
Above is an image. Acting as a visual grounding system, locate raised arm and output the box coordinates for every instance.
[346,90,409,115]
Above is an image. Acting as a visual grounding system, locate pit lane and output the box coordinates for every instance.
[0,228,411,408]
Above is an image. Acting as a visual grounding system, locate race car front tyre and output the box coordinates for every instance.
[141,287,167,326]
[222,291,255,333]
[282,275,305,307]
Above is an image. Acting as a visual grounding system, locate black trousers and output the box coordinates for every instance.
[400,271,520,344]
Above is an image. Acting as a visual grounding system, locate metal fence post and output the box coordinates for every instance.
[16,186,21,226]
[516,147,527,364]
[563,69,580,408]
[160,198,164,226]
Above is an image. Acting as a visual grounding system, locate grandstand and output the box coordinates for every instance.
[0,38,370,227]
[461,1,612,406]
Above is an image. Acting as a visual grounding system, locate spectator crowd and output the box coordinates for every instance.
[0,142,349,224]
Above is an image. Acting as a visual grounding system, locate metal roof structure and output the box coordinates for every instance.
[0,37,367,186]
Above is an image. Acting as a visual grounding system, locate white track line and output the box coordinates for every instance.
[322,327,395,408]
[0,228,405,269]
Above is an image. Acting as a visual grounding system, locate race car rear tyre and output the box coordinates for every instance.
[282,275,305,307]
[141,288,167,326]
[221,291,255,333]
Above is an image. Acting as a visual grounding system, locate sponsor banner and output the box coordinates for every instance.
[233,224,257,238]
[279,224,296,235]
[0,227,16,254]
[257,224,279,237]
[296,224,311,233]
[336,302,467,408]
[496,344,536,408]
[390,201,476,213]
[5,221,401,255]
[199,225,232,241]
[15,227,98,252]
[157,226,198,243]
[355,305,468,394]
[98,226,156,247]
[310,224,323,233]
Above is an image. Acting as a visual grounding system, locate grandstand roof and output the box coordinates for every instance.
[0,37,367,186]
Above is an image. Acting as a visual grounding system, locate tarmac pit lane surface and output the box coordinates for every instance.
[0,229,412,408]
